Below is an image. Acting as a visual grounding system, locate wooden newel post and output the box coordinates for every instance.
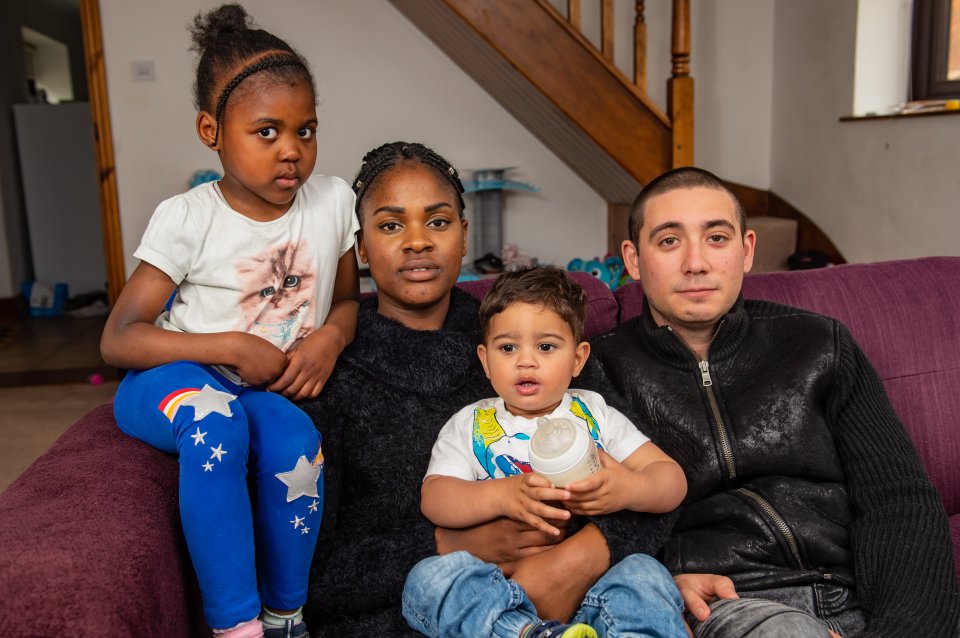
[668,0,694,168]
[634,1,647,92]
[80,0,126,304]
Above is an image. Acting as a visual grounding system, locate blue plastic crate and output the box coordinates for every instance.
[21,281,69,317]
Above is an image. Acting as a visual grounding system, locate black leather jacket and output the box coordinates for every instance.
[591,296,959,637]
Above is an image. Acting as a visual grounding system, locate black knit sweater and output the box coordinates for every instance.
[590,296,960,638]
[300,289,492,636]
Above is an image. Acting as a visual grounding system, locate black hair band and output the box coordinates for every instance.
[211,54,306,145]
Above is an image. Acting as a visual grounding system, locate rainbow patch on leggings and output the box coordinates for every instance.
[158,388,202,422]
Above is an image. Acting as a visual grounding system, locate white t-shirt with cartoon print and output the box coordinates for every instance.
[134,174,359,381]
[426,390,651,481]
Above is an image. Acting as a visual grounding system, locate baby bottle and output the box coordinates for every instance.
[529,416,601,488]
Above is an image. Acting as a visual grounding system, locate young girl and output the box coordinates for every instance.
[101,5,359,637]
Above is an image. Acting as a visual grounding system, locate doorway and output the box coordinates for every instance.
[0,0,122,385]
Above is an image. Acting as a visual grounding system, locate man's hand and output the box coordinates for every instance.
[435,517,567,570]
[268,326,342,400]
[497,474,571,537]
[230,333,288,387]
[564,450,635,515]
[674,573,738,622]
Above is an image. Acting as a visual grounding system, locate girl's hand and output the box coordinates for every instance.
[498,473,572,537]
[564,450,635,515]
[230,333,288,387]
[268,325,341,400]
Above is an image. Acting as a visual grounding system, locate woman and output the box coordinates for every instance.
[301,142,673,636]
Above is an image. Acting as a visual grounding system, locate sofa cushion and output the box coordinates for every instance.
[614,257,960,518]
[0,404,206,636]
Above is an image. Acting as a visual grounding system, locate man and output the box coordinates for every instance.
[588,166,959,637]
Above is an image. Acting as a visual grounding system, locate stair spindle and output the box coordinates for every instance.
[634,0,647,91]
[601,0,614,62]
[567,0,580,31]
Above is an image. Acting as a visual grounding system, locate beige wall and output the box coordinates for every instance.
[100,0,609,276]
[771,0,960,263]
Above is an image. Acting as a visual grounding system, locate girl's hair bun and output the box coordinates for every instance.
[190,3,252,54]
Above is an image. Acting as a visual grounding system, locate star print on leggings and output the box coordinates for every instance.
[181,385,236,421]
[275,455,321,502]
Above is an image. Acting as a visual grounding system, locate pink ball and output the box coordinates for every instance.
[89,373,104,386]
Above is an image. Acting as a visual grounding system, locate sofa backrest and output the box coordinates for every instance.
[614,257,960,517]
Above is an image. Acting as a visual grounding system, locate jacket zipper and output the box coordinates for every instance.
[668,324,736,479]
[668,326,816,577]
[737,487,807,570]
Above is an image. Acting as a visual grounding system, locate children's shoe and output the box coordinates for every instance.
[519,620,598,638]
[261,619,309,638]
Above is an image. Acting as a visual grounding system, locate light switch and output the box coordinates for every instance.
[132,60,155,82]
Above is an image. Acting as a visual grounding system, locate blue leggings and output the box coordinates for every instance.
[114,361,322,630]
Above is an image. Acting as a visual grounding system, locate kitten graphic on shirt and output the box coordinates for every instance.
[235,241,316,351]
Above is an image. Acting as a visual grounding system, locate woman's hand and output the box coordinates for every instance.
[435,516,568,569]
[268,325,342,400]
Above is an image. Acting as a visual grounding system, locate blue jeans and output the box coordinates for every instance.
[402,551,686,637]
[691,584,866,638]
[114,361,323,629]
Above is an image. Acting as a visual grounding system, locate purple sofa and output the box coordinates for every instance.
[1,257,957,636]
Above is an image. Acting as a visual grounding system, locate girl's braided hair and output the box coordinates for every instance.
[189,4,314,141]
[352,142,466,219]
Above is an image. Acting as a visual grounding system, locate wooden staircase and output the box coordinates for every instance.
[389,0,844,265]
[387,0,692,205]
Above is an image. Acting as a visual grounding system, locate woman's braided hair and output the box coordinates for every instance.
[189,4,314,143]
[352,142,466,219]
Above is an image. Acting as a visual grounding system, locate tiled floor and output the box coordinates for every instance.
[0,314,121,492]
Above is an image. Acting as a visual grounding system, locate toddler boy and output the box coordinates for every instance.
[402,266,688,638]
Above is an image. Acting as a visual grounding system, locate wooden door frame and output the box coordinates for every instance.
[79,0,124,305]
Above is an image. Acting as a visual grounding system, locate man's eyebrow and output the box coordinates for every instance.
[703,219,736,231]
[647,221,681,239]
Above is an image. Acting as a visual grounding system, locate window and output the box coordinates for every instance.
[912,0,960,99]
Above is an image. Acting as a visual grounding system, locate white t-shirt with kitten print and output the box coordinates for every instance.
[134,174,358,382]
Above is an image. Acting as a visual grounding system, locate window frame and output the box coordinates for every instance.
[912,0,960,99]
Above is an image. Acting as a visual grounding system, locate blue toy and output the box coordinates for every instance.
[567,255,630,291]
[189,169,222,189]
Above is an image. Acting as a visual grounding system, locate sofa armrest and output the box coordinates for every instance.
[0,404,205,636]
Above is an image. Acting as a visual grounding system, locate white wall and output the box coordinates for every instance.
[99,0,609,276]
[771,0,960,263]
[853,0,912,116]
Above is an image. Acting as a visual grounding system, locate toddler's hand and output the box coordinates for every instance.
[563,450,633,515]
[268,326,341,400]
[231,333,287,386]
[498,473,571,537]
